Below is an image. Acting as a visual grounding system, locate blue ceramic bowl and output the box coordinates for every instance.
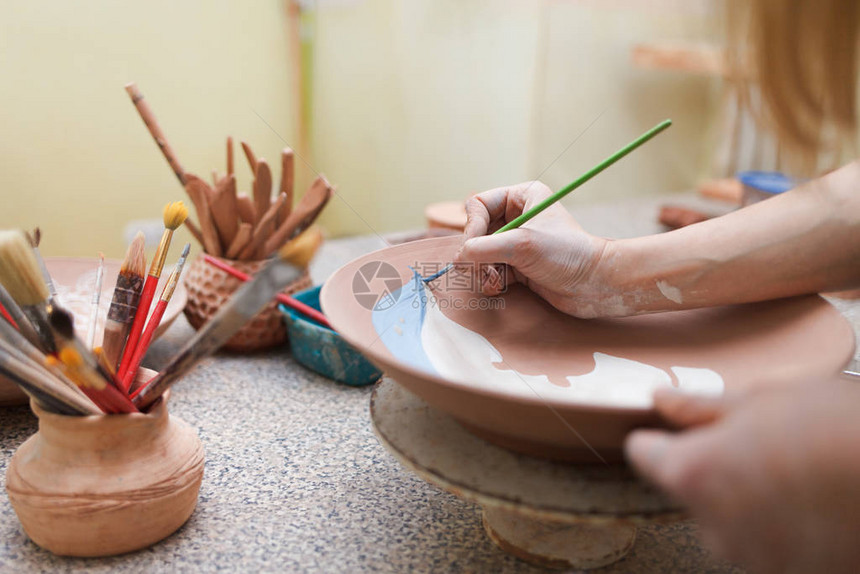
[279,285,382,387]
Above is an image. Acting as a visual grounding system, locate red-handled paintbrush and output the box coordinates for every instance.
[116,202,188,384]
[118,243,190,391]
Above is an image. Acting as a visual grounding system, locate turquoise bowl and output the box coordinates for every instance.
[279,286,382,387]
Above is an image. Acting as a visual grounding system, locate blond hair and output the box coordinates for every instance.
[728,0,860,164]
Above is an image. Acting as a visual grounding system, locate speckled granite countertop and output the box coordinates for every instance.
[1,194,855,573]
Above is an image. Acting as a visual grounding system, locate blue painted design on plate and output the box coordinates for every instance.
[371,269,438,375]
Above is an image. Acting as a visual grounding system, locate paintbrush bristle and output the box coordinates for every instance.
[122,231,147,276]
[0,230,50,306]
[33,228,41,248]
[48,306,76,341]
[163,201,189,230]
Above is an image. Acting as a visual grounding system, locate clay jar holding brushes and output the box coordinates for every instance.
[5,369,205,557]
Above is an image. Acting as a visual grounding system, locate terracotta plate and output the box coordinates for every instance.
[0,257,187,406]
[321,236,856,461]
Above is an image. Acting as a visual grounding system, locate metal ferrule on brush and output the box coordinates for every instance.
[149,230,174,277]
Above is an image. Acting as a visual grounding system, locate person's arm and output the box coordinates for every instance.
[601,161,860,314]
[456,161,860,317]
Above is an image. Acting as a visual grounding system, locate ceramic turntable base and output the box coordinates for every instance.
[370,378,685,570]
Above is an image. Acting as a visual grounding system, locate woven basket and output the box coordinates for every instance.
[183,255,312,352]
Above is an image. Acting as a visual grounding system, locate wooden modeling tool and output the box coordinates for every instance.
[86,253,106,349]
[264,175,333,256]
[210,175,240,248]
[132,238,315,410]
[226,223,254,259]
[279,148,295,224]
[184,176,222,256]
[50,308,138,414]
[423,119,673,283]
[236,194,256,226]
[240,192,287,260]
[0,230,57,353]
[240,141,258,174]
[227,136,234,176]
[119,243,190,390]
[102,232,147,371]
[185,218,205,245]
[116,202,188,380]
[203,250,332,329]
[253,160,273,227]
[0,281,43,350]
[125,83,187,185]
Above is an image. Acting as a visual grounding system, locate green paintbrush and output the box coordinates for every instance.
[424,118,672,283]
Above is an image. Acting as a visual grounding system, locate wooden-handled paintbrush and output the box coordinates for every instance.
[424,119,674,283]
[102,232,147,371]
[118,243,190,391]
[116,202,188,380]
[131,237,316,410]
[0,230,58,353]
[49,308,139,414]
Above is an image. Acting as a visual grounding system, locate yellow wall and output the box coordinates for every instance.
[0,0,296,258]
[0,0,717,257]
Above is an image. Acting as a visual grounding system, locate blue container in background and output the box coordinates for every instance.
[737,171,796,206]
[279,285,382,387]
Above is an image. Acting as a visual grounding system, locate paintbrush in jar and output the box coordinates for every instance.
[116,202,188,380]
[0,281,42,349]
[0,313,96,408]
[0,301,15,326]
[86,253,105,349]
[102,232,146,371]
[0,230,57,353]
[27,228,58,301]
[49,307,138,414]
[131,236,315,410]
[118,243,190,392]
[0,345,99,416]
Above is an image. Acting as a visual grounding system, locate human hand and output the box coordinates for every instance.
[454,181,611,318]
[625,380,860,574]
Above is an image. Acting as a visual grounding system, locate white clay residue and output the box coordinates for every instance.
[656,280,683,305]
[420,285,723,408]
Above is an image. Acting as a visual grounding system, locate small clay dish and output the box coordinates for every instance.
[279,285,382,387]
[183,254,312,352]
[5,368,205,557]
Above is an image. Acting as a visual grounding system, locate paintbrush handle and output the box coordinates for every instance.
[0,302,16,327]
[203,254,332,328]
[116,275,158,386]
[496,119,672,233]
[119,300,167,390]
